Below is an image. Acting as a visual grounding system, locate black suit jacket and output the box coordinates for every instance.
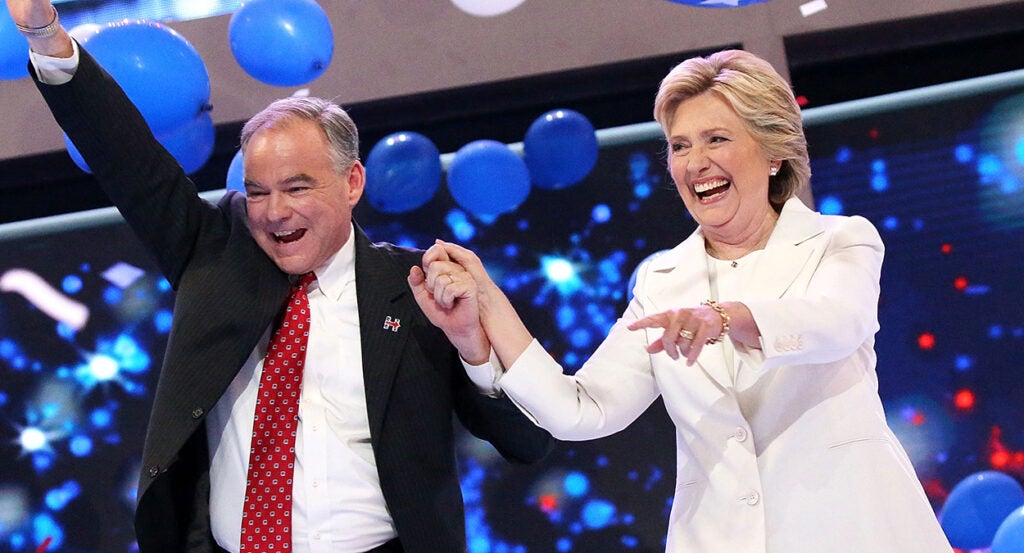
[35,47,551,553]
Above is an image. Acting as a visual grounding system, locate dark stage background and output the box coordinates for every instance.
[1,65,1024,552]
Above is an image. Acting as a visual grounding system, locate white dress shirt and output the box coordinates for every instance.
[206,228,398,553]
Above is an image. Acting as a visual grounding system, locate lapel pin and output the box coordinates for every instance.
[383,316,401,332]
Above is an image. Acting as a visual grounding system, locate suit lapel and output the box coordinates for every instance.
[644,234,710,314]
[644,233,734,390]
[353,227,414,443]
[196,207,293,424]
[742,198,825,300]
[139,212,291,499]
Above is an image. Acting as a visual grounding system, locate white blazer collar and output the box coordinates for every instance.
[646,197,824,301]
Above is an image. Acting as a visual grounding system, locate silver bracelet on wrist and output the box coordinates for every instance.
[15,5,61,39]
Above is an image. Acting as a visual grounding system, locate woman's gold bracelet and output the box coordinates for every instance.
[701,299,730,345]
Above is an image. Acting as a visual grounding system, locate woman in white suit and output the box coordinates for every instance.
[410,49,953,552]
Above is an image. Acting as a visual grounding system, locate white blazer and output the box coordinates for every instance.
[500,198,953,552]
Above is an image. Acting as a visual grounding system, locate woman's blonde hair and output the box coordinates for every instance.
[653,49,809,210]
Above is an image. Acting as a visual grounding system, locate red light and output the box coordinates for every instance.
[869,128,879,139]
[992,450,1010,469]
[954,277,968,291]
[538,494,558,512]
[941,243,952,254]
[953,389,975,410]
[920,478,949,502]
[918,333,935,350]
[911,412,926,426]
[985,425,1024,474]
[796,95,809,107]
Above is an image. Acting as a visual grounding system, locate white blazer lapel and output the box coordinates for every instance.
[742,198,826,301]
[643,233,709,313]
[640,231,735,390]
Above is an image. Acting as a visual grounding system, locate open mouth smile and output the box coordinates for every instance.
[273,229,307,244]
[694,177,731,201]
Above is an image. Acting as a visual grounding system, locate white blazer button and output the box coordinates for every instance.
[744,491,761,506]
[733,427,748,442]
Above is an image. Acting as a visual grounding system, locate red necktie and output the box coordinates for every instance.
[241,273,316,552]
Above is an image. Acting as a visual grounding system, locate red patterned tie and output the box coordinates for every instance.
[241,273,316,552]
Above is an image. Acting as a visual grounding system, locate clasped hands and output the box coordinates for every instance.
[407,240,492,365]
[409,240,726,367]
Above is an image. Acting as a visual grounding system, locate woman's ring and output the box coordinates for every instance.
[443,273,455,284]
[678,329,695,341]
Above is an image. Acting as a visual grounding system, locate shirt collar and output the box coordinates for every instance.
[308,224,356,301]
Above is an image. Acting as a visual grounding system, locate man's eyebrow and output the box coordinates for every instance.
[282,173,316,185]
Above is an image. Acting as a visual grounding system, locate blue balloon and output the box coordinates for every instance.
[63,133,91,174]
[524,109,598,190]
[940,470,1024,550]
[79,21,211,134]
[226,149,245,193]
[67,22,103,43]
[156,112,215,175]
[993,507,1024,553]
[365,132,441,213]
[665,0,770,7]
[0,3,29,80]
[64,113,214,175]
[229,0,334,87]
[447,140,530,219]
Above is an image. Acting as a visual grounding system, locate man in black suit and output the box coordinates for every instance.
[9,1,552,551]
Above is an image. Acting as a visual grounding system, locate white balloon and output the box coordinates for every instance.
[450,0,526,17]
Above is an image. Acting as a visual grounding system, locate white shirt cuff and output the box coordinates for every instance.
[29,40,80,85]
[460,349,504,398]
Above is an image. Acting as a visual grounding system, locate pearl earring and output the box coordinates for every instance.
[769,166,779,176]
